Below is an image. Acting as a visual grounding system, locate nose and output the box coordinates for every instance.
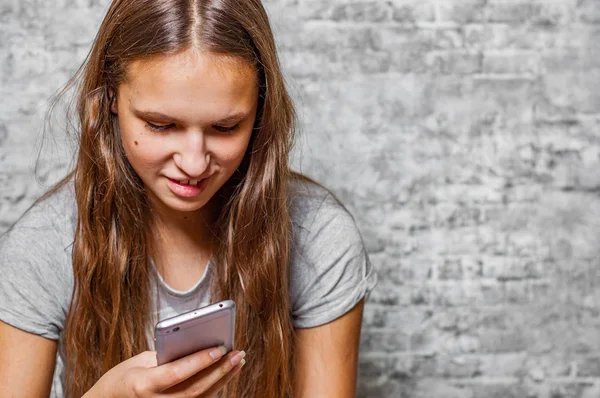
[173,130,210,178]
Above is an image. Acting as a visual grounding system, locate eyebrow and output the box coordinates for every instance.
[133,109,248,125]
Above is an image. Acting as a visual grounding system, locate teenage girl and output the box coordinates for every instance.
[0,1,377,397]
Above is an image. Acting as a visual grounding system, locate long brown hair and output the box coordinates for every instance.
[50,1,296,396]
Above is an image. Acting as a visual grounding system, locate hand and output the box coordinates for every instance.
[85,346,246,398]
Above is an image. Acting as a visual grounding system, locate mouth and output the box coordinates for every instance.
[170,178,203,186]
[166,176,210,198]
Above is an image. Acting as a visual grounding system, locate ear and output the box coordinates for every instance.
[109,88,118,114]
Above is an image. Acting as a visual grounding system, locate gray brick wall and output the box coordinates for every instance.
[2,1,600,397]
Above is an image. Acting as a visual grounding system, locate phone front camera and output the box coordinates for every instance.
[173,327,180,332]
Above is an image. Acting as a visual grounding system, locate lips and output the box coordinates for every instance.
[167,176,210,198]
[174,179,201,186]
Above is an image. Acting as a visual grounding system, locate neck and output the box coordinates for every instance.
[147,197,220,265]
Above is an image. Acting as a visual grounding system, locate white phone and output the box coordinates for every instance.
[154,300,236,365]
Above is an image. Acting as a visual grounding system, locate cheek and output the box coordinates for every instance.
[213,136,250,166]
[119,121,167,170]
[125,140,170,170]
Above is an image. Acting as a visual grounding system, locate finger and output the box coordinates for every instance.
[201,357,246,397]
[149,346,229,391]
[165,350,245,398]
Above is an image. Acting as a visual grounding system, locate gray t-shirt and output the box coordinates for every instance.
[0,178,377,397]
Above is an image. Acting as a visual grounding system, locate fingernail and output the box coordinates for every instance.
[231,350,246,366]
[210,346,227,360]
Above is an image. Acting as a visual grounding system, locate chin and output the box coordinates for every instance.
[168,201,208,214]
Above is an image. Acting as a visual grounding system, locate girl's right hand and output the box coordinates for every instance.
[85,346,246,398]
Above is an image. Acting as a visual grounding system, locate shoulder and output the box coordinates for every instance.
[1,180,77,250]
[287,176,357,240]
[287,176,377,328]
[0,181,76,339]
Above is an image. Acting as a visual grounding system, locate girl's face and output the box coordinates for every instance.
[112,50,258,219]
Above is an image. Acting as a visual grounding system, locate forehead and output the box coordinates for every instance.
[126,49,256,82]
[120,49,258,118]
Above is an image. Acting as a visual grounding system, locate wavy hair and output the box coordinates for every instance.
[47,0,296,396]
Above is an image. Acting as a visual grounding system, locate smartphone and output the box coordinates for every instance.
[154,299,236,365]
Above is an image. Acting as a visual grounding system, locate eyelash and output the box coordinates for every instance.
[213,123,240,133]
[145,122,240,133]
[145,122,173,132]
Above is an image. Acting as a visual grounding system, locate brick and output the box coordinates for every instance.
[409,354,438,377]
[358,355,398,379]
[578,0,600,24]
[356,380,408,398]
[359,353,438,380]
[482,257,543,281]
[571,328,600,354]
[482,52,541,75]
[547,382,600,398]
[435,355,481,378]
[437,258,465,280]
[432,203,488,229]
[533,98,580,125]
[479,309,524,331]
[465,383,528,398]
[542,52,600,112]
[278,24,376,52]
[576,356,600,377]
[533,3,576,27]
[365,306,434,333]
[391,2,435,23]
[329,2,391,23]
[426,185,505,206]
[0,1,16,18]
[395,257,434,282]
[368,280,402,306]
[426,280,505,306]
[388,49,429,73]
[434,28,465,49]
[426,51,482,75]
[478,328,529,353]
[437,0,488,24]
[414,379,475,398]
[361,329,410,353]
[410,328,445,353]
[526,356,572,379]
[504,281,534,304]
[501,185,543,203]
[477,353,527,377]
[0,123,6,146]
[465,23,591,51]
[439,2,575,26]
[437,257,483,280]
[487,3,536,24]
[371,26,435,54]
[386,206,428,231]
[279,49,392,78]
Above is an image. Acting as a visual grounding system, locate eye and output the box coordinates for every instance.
[145,121,174,132]
[213,123,240,133]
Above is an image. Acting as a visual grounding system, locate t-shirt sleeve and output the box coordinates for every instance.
[0,201,73,340]
[290,194,378,328]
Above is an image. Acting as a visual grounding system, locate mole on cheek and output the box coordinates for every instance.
[134,141,139,145]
